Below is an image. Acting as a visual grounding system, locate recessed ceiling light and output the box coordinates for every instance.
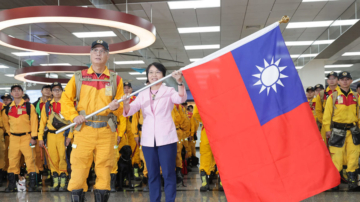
[129,72,146,75]
[168,0,220,9]
[295,66,304,69]
[114,61,145,65]
[190,58,201,62]
[303,0,329,2]
[325,71,341,74]
[332,19,359,26]
[342,52,360,56]
[40,63,71,66]
[5,74,14,77]
[12,52,49,56]
[290,54,318,58]
[0,65,8,68]
[136,77,147,80]
[8,35,14,38]
[324,64,353,68]
[285,40,334,46]
[0,87,11,90]
[72,31,116,38]
[66,74,74,77]
[178,26,220,34]
[185,45,220,50]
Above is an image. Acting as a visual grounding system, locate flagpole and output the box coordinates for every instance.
[55,73,178,134]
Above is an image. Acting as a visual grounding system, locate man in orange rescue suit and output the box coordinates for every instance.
[306,86,316,120]
[61,40,124,202]
[1,93,13,181]
[315,72,340,145]
[323,71,360,190]
[2,84,39,192]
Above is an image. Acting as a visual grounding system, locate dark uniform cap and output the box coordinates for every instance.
[1,93,12,100]
[326,71,338,78]
[51,82,63,91]
[11,84,23,91]
[91,40,109,51]
[123,82,132,88]
[314,84,324,90]
[338,71,352,79]
[42,85,51,90]
[357,83,360,89]
[22,94,30,100]
[306,86,314,92]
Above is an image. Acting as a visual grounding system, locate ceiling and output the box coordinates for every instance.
[0,0,358,94]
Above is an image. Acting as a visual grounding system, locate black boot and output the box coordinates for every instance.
[37,171,43,187]
[200,171,210,192]
[71,189,84,202]
[218,174,224,191]
[0,169,3,187]
[2,170,7,181]
[5,173,17,192]
[142,176,149,192]
[59,173,68,192]
[348,172,358,190]
[28,172,38,192]
[176,167,183,186]
[133,164,140,181]
[186,158,192,172]
[50,172,59,192]
[94,189,110,202]
[110,174,116,192]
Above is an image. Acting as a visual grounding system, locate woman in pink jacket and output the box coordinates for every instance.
[122,62,187,202]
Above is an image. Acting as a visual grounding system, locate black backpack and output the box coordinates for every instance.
[4,102,31,120]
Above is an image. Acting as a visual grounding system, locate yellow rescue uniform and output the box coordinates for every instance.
[110,115,126,174]
[2,99,39,174]
[180,106,191,158]
[38,99,71,175]
[323,89,360,173]
[62,67,124,191]
[173,105,184,168]
[315,86,341,145]
[193,106,215,175]
[189,112,199,157]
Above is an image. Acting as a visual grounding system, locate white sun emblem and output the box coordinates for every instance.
[252,57,288,95]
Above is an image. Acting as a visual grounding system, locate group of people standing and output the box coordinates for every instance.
[0,39,224,202]
[307,71,360,191]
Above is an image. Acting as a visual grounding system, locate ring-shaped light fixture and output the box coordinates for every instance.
[0,6,156,55]
[15,66,88,84]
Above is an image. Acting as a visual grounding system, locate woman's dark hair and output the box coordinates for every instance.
[146,62,167,83]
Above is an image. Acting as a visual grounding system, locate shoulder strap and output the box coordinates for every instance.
[25,102,31,120]
[45,101,51,118]
[74,71,83,107]
[320,90,325,104]
[5,105,10,116]
[110,72,117,100]
[330,91,338,129]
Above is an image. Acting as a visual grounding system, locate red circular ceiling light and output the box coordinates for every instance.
[0,6,156,55]
[15,66,88,84]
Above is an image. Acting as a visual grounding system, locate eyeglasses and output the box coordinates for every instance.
[52,89,63,92]
[91,49,108,54]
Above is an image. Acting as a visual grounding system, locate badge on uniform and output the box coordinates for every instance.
[338,96,343,104]
[105,83,112,96]
[17,108,23,115]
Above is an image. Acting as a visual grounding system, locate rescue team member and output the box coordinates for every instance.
[357,83,360,95]
[1,93,12,180]
[23,94,30,102]
[173,105,184,185]
[38,82,70,192]
[189,105,199,167]
[0,98,6,186]
[180,103,192,171]
[306,86,316,120]
[323,71,360,191]
[315,72,340,145]
[313,84,325,131]
[193,106,223,192]
[33,85,52,185]
[110,114,126,192]
[3,84,39,192]
[122,62,187,202]
[61,40,124,202]
[123,82,141,179]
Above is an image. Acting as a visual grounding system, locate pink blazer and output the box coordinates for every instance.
[123,85,187,147]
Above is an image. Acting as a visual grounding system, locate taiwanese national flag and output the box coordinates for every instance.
[182,22,340,201]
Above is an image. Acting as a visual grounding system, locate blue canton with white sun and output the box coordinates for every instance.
[252,58,288,95]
